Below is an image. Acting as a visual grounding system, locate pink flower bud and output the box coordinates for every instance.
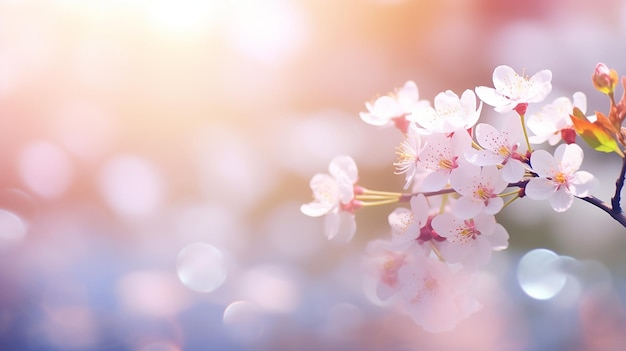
[560,128,577,144]
[592,63,618,95]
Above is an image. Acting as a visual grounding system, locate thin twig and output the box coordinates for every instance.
[399,188,457,202]
[577,195,626,227]
[611,155,626,213]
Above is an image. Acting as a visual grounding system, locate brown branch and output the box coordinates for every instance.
[611,154,626,213]
[577,195,626,227]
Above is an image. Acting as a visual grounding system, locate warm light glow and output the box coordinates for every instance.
[146,0,221,36]
[225,0,310,64]
[51,100,117,160]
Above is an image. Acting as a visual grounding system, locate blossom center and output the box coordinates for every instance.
[497,145,511,158]
[513,73,531,93]
[474,184,495,203]
[394,141,417,174]
[438,156,458,170]
[459,219,480,240]
[410,276,438,304]
[381,253,405,287]
[315,185,337,205]
[554,172,568,185]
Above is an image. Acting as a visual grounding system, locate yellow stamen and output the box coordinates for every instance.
[497,145,511,157]
[555,172,568,184]
[439,159,454,169]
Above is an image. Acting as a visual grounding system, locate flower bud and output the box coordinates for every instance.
[592,63,618,95]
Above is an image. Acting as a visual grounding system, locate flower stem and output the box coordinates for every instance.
[359,198,401,207]
[499,190,520,198]
[430,242,445,262]
[519,113,533,153]
[360,188,403,196]
[355,194,400,200]
[502,194,520,209]
[399,188,457,202]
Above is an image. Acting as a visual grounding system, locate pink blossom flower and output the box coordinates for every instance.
[360,81,430,133]
[465,117,528,183]
[417,130,473,191]
[410,89,482,134]
[525,144,598,212]
[396,255,481,332]
[475,65,552,114]
[431,212,509,270]
[363,239,410,301]
[450,165,509,219]
[393,123,426,189]
[301,155,360,241]
[526,92,587,145]
[388,194,431,250]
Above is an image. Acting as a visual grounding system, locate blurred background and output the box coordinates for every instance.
[1,0,626,350]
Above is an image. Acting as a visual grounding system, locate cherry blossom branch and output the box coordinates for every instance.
[398,188,457,202]
[577,195,626,227]
[610,154,626,213]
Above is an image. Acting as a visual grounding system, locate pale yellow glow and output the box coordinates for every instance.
[145,0,221,36]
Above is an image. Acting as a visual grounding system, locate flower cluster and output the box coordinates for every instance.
[302,64,626,332]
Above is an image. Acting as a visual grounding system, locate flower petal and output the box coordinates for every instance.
[555,143,583,174]
[529,149,557,177]
[476,123,506,151]
[329,155,358,183]
[301,202,333,217]
[486,223,509,250]
[570,171,598,197]
[475,86,510,109]
[484,196,504,215]
[410,194,430,227]
[492,65,517,96]
[525,178,555,200]
[549,188,574,212]
[451,196,483,219]
[325,211,356,242]
[502,159,526,183]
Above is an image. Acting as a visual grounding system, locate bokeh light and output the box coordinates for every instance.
[18,140,74,199]
[177,242,228,293]
[222,300,265,343]
[517,249,568,300]
[0,209,27,249]
[98,155,165,217]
